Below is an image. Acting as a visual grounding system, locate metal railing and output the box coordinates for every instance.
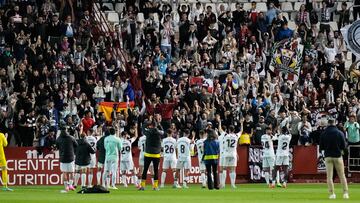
[348,145,360,173]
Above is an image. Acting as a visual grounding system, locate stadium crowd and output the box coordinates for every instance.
[0,0,359,151]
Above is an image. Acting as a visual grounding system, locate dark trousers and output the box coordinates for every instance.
[142,156,160,180]
[205,162,218,190]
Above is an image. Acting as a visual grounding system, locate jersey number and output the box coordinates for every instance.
[142,143,145,150]
[121,146,130,154]
[164,145,174,154]
[262,141,269,149]
[227,139,236,148]
[180,145,185,153]
[282,142,288,150]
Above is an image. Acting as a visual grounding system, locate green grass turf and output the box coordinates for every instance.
[1,184,359,203]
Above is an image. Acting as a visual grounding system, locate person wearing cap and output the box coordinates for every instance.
[203,129,220,190]
[320,117,349,199]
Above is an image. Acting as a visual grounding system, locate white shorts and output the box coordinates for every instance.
[276,156,290,166]
[223,156,237,167]
[262,157,275,169]
[120,161,134,171]
[104,159,118,172]
[76,164,89,171]
[60,161,75,173]
[176,159,191,170]
[163,159,177,169]
[88,156,97,168]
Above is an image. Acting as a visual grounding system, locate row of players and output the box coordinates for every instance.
[61,122,291,190]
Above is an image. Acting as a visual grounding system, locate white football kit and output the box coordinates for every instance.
[176,137,191,170]
[120,137,135,171]
[86,135,98,168]
[275,133,292,166]
[138,136,146,167]
[195,138,206,171]
[162,137,177,169]
[218,132,226,167]
[261,134,275,169]
[222,133,240,167]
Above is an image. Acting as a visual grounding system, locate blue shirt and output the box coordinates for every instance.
[275,28,293,42]
[203,139,220,164]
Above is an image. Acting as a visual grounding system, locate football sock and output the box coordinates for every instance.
[133,175,138,185]
[154,180,159,188]
[283,168,289,183]
[183,176,188,186]
[265,172,270,185]
[122,175,127,186]
[141,180,146,188]
[272,170,276,185]
[111,173,117,187]
[96,171,102,185]
[64,181,68,189]
[69,179,73,186]
[276,170,280,184]
[2,169,7,187]
[88,173,93,186]
[222,171,227,187]
[230,172,236,186]
[81,174,86,187]
[151,177,154,186]
[161,172,166,186]
[74,173,80,186]
[201,172,206,186]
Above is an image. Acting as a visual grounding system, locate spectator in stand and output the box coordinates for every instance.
[295,4,310,28]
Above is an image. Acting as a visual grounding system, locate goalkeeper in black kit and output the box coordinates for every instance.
[138,119,164,191]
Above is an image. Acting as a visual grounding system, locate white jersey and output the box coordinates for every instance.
[176,137,191,161]
[218,132,226,157]
[138,136,146,157]
[276,133,292,156]
[195,138,206,160]
[162,137,177,160]
[261,134,275,157]
[120,137,135,162]
[223,133,240,158]
[86,135,97,159]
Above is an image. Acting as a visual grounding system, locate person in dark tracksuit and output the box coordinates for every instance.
[56,129,78,192]
[96,129,110,187]
[320,117,349,199]
[139,120,164,191]
[203,129,220,190]
[74,133,95,189]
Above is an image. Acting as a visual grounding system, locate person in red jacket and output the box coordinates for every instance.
[155,98,177,131]
[81,111,95,133]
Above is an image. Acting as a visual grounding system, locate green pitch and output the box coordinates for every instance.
[1,184,359,203]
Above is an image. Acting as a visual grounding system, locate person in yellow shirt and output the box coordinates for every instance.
[0,132,13,191]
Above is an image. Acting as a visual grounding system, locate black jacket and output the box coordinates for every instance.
[320,125,346,158]
[142,124,163,155]
[96,134,109,164]
[75,138,95,166]
[56,131,78,163]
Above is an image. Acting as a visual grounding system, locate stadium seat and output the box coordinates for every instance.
[257,3,267,12]
[282,12,289,21]
[243,3,252,11]
[282,2,293,12]
[329,22,338,31]
[230,3,236,11]
[294,2,303,11]
[107,12,119,24]
[102,3,114,11]
[137,12,145,23]
[115,3,125,14]
[288,21,297,30]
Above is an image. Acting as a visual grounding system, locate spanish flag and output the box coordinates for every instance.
[98,102,135,121]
